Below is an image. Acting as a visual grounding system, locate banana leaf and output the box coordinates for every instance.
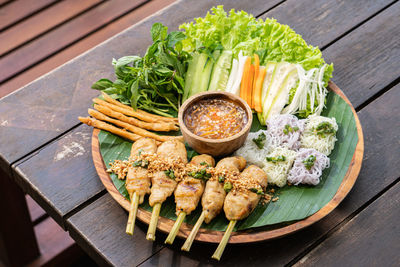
[98,91,358,231]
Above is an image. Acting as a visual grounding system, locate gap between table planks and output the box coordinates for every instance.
[91,82,364,244]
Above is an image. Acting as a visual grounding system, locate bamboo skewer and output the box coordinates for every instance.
[126,192,140,235]
[146,203,162,241]
[212,220,237,260]
[181,210,206,251]
[165,212,186,244]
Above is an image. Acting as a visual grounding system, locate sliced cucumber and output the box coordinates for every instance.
[208,50,233,91]
[183,52,201,101]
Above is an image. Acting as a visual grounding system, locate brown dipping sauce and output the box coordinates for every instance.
[184,98,248,139]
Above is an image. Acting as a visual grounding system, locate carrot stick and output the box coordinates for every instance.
[240,57,251,101]
[246,64,255,107]
[251,54,260,109]
[254,66,266,113]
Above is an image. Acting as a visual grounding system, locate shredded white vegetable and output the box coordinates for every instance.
[225,58,238,92]
[287,148,330,186]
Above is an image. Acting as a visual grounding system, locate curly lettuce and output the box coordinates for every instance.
[179,5,333,85]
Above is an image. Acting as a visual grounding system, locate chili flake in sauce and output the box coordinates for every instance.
[184,98,247,139]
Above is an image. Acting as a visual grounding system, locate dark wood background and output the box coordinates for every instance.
[0,0,399,266]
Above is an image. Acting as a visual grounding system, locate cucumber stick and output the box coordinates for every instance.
[183,52,214,100]
[208,50,233,91]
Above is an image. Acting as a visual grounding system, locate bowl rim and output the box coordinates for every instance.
[178,91,253,144]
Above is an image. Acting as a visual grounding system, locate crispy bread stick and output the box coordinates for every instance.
[88,109,183,142]
[79,117,142,142]
[102,92,178,124]
[94,104,178,132]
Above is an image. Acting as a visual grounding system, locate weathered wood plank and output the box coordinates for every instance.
[0,167,40,266]
[0,0,57,30]
[0,0,103,56]
[13,125,104,229]
[261,0,394,48]
[0,0,148,83]
[0,0,280,175]
[0,0,176,99]
[295,182,400,267]
[323,1,400,108]
[66,193,163,267]
[140,83,400,265]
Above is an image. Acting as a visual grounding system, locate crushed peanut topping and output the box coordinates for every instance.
[108,155,264,193]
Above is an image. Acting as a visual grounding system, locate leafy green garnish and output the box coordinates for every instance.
[188,168,211,181]
[91,23,189,117]
[218,175,225,183]
[164,169,176,180]
[252,132,266,149]
[266,155,286,163]
[249,188,264,195]
[303,155,316,170]
[314,122,336,138]
[132,159,148,168]
[224,182,232,192]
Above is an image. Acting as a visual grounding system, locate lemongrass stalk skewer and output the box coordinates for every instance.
[212,220,237,260]
[165,212,186,244]
[181,210,206,251]
[126,192,140,235]
[146,203,161,241]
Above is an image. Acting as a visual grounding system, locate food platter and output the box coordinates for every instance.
[92,81,364,244]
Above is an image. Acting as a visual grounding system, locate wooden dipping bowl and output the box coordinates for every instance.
[178,91,253,157]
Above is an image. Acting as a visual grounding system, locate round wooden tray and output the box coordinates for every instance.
[92,81,364,244]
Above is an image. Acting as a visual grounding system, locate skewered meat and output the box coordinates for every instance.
[224,165,268,220]
[175,154,215,215]
[149,140,187,206]
[202,156,246,223]
[125,138,157,204]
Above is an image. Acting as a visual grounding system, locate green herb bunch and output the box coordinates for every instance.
[91,23,190,117]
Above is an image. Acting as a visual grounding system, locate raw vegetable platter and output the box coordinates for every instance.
[90,7,364,243]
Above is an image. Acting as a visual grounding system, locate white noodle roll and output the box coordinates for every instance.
[288,148,330,186]
[262,147,296,187]
[301,115,338,155]
[234,130,270,167]
[266,114,305,150]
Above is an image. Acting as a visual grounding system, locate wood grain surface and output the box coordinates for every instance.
[92,82,364,243]
[295,182,400,267]
[14,125,104,229]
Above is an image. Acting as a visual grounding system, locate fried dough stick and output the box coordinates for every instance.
[181,156,246,251]
[125,138,158,235]
[94,104,178,132]
[146,140,188,241]
[88,109,183,142]
[93,98,179,128]
[79,117,142,142]
[212,165,268,260]
[102,92,178,124]
[163,154,215,244]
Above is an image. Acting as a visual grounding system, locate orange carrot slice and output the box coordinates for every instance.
[254,66,266,113]
[240,57,251,101]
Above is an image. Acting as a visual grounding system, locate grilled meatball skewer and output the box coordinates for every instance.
[165,154,215,244]
[125,138,158,235]
[212,165,268,260]
[146,140,188,241]
[181,156,246,251]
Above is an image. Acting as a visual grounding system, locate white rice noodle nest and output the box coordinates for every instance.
[262,146,296,187]
[234,129,271,167]
[301,115,338,155]
[287,148,330,186]
[266,114,305,150]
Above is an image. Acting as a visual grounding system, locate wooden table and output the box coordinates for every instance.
[0,0,399,266]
